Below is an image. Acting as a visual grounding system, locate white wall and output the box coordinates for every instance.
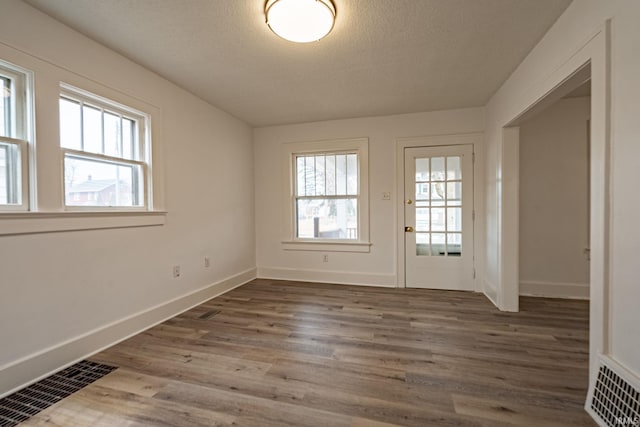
[0,1,255,395]
[519,97,590,298]
[484,0,640,379]
[254,108,484,287]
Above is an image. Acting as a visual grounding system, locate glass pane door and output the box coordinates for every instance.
[404,143,474,291]
[415,156,463,256]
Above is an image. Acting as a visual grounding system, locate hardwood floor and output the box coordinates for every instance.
[21,279,596,426]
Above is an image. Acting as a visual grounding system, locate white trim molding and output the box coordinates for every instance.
[0,267,257,398]
[0,210,166,236]
[281,240,371,253]
[281,137,371,252]
[520,281,590,300]
[0,39,167,233]
[483,279,499,306]
[258,266,395,287]
[489,20,611,398]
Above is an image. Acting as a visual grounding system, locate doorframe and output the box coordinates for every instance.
[395,133,484,290]
[497,22,610,387]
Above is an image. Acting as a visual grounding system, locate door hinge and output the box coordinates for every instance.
[472,152,475,163]
[472,210,475,221]
[473,268,476,279]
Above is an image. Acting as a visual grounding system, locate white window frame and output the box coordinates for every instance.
[0,60,33,212]
[59,83,151,211]
[0,46,166,237]
[282,138,371,252]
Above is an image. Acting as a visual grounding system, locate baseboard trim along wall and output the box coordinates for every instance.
[0,267,257,398]
[483,279,499,307]
[520,280,589,300]
[257,266,396,288]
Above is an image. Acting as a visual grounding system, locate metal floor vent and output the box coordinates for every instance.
[198,309,220,320]
[0,360,117,427]
[587,356,640,427]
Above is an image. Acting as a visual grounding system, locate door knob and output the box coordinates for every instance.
[406,199,413,205]
[405,226,414,232]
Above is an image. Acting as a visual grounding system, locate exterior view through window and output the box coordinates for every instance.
[59,87,148,208]
[415,156,463,256]
[295,152,358,239]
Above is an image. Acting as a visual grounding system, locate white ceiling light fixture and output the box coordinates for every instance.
[265,0,336,43]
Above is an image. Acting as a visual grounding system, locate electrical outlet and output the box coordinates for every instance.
[204,257,211,268]
[323,254,329,263]
[382,192,391,200]
[173,265,181,278]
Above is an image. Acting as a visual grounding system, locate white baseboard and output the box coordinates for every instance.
[0,267,257,398]
[257,266,396,287]
[520,280,589,300]
[483,278,499,307]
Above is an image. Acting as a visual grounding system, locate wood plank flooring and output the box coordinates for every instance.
[20,279,596,426]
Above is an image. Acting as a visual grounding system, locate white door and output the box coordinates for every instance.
[404,145,474,290]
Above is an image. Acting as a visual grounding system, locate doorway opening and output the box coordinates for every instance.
[514,81,593,402]
[518,80,591,302]
[501,61,601,413]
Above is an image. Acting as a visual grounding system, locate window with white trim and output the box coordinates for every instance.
[0,60,31,210]
[284,138,370,251]
[59,85,150,209]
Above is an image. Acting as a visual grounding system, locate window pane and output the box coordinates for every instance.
[446,181,461,204]
[104,112,121,157]
[0,145,7,203]
[296,156,305,197]
[416,208,430,232]
[416,183,429,201]
[303,156,315,196]
[432,233,446,256]
[1,77,10,138]
[447,233,462,256]
[82,105,102,154]
[416,158,429,182]
[325,155,336,196]
[336,154,347,195]
[296,197,357,239]
[447,207,462,232]
[315,155,325,195]
[59,98,82,150]
[431,207,445,232]
[64,155,142,207]
[0,142,21,205]
[292,154,363,197]
[416,233,430,256]
[122,118,134,160]
[346,153,357,195]
[430,157,445,181]
[431,182,445,206]
[446,156,461,180]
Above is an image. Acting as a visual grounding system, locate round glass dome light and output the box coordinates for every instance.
[265,0,336,43]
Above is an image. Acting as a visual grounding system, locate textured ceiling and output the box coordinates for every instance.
[23,0,572,127]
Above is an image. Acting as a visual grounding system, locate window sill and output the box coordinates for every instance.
[282,240,372,253]
[0,210,167,236]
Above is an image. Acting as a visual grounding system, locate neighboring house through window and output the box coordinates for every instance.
[60,84,150,209]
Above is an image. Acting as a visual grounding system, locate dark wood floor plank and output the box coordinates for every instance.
[20,279,595,426]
